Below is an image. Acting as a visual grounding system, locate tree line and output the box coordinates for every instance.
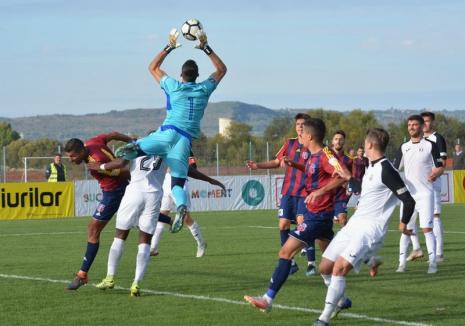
[1,110,464,170]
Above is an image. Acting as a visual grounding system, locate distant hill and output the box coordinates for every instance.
[1,101,465,141]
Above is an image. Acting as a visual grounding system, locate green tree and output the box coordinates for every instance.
[0,122,20,147]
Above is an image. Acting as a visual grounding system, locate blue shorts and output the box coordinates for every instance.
[137,128,190,179]
[93,185,127,221]
[278,195,305,223]
[334,200,348,216]
[289,211,334,247]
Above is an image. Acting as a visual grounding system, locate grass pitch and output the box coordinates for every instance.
[0,205,464,326]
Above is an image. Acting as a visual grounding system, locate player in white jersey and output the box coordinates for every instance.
[150,154,226,258]
[88,155,166,296]
[312,128,416,326]
[422,111,447,261]
[403,111,448,262]
[393,115,444,274]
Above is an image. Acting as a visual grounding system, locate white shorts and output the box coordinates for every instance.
[322,221,384,273]
[400,195,434,229]
[160,175,191,212]
[116,190,162,235]
[433,179,441,215]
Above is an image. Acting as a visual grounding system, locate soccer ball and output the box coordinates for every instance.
[181,19,203,41]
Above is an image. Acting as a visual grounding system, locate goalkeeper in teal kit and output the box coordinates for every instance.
[119,28,227,232]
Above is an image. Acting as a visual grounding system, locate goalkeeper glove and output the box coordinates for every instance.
[195,30,212,55]
[164,28,181,53]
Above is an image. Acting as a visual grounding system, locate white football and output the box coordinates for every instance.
[181,19,203,41]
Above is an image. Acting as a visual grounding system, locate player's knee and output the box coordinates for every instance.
[279,219,291,230]
[318,259,333,275]
[171,176,186,189]
[115,228,129,240]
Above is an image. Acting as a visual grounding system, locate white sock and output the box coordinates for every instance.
[134,243,151,283]
[321,274,332,287]
[319,275,346,323]
[410,224,421,251]
[150,223,166,252]
[107,237,125,277]
[399,233,410,266]
[424,231,437,265]
[433,217,444,256]
[188,222,204,245]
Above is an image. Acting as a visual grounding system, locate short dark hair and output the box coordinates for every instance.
[64,138,85,153]
[303,118,326,144]
[357,146,364,151]
[295,113,311,121]
[334,129,346,138]
[421,111,435,120]
[181,60,199,82]
[407,114,424,125]
[366,128,389,152]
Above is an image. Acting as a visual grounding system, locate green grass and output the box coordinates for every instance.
[0,205,464,326]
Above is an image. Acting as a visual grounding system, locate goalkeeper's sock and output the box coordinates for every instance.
[171,185,187,208]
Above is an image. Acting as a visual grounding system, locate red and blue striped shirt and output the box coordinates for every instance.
[304,147,341,213]
[276,138,310,197]
[333,151,353,202]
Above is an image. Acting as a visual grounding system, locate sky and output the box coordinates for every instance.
[1,0,465,117]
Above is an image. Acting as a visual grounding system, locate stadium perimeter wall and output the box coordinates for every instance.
[0,172,462,220]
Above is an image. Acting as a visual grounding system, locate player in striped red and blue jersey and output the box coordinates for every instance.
[331,130,353,226]
[247,113,310,275]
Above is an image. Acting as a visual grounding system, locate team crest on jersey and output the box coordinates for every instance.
[96,203,106,213]
[302,152,309,160]
[309,163,316,174]
[297,222,307,232]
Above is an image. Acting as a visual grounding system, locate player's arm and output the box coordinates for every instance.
[282,156,305,171]
[195,30,227,83]
[392,145,404,170]
[188,166,226,191]
[333,167,362,194]
[246,159,281,170]
[104,132,136,144]
[437,134,448,161]
[149,28,181,83]
[380,161,415,235]
[87,158,129,171]
[429,141,445,182]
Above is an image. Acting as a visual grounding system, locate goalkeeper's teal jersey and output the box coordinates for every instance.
[160,75,217,139]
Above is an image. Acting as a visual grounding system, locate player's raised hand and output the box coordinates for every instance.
[246,160,257,170]
[167,28,181,51]
[195,29,208,49]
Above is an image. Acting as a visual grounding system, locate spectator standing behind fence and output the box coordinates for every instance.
[45,153,67,182]
[453,144,465,169]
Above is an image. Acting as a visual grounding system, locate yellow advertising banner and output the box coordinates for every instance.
[0,182,74,220]
[453,170,465,204]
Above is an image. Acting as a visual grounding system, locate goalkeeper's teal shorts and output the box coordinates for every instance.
[137,126,190,179]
